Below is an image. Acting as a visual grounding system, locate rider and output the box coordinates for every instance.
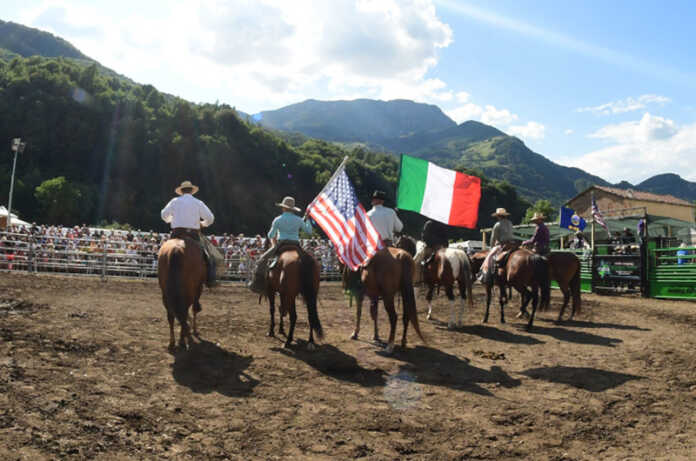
[414,219,449,267]
[161,180,218,287]
[366,190,403,247]
[247,196,313,293]
[478,207,515,283]
[523,212,550,256]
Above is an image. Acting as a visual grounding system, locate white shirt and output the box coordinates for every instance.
[161,193,214,229]
[367,204,403,241]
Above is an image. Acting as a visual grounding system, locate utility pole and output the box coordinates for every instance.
[7,138,26,229]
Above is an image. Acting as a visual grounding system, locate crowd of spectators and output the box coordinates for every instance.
[0,223,342,280]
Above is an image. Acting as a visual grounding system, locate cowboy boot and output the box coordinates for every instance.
[207,257,218,287]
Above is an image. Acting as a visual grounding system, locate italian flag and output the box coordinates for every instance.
[397,154,481,228]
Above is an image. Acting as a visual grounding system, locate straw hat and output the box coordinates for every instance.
[530,212,545,223]
[276,196,302,212]
[175,180,199,195]
[491,207,510,217]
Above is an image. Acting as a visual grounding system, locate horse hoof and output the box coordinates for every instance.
[447,322,455,330]
[349,332,358,340]
[384,343,395,354]
[167,344,177,354]
[372,335,381,343]
[267,331,275,337]
[426,313,432,320]
[283,341,292,349]
[307,343,316,352]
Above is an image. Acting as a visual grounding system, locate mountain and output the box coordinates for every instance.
[0,20,90,60]
[258,98,455,145]
[636,174,696,202]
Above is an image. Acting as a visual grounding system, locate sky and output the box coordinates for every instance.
[4,0,696,184]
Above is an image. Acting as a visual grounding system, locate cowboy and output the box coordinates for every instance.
[414,219,449,267]
[247,196,313,293]
[161,180,219,287]
[523,212,550,256]
[367,190,403,247]
[478,208,515,283]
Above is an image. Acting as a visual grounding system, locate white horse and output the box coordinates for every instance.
[415,241,474,329]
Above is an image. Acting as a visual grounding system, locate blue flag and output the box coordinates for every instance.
[559,207,587,232]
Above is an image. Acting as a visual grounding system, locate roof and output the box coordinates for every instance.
[567,185,694,207]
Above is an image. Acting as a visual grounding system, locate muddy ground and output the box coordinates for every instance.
[1,272,696,460]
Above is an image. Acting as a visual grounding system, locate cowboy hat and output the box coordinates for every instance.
[491,207,510,217]
[276,196,302,212]
[175,180,199,195]
[372,190,386,200]
[530,212,545,223]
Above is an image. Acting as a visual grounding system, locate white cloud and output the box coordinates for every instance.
[480,105,518,126]
[562,113,696,183]
[576,94,670,116]
[446,103,483,123]
[508,121,546,140]
[564,129,574,135]
[589,113,678,143]
[17,0,454,112]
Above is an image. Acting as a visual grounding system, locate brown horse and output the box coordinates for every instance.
[419,245,474,329]
[470,249,510,324]
[344,247,425,354]
[499,248,551,330]
[266,245,323,350]
[544,252,582,321]
[158,237,207,351]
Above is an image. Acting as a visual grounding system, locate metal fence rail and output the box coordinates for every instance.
[0,230,343,282]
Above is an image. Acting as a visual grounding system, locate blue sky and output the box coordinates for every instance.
[4,0,696,183]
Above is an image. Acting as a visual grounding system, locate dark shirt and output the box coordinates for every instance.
[524,223,550,253]
[422,220,449,248]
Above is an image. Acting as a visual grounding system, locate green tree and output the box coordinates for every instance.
[523,199,557,224]
[34,176,82,224]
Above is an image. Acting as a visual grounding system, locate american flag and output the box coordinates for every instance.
[591,196,609,234]
[307,159,383,270]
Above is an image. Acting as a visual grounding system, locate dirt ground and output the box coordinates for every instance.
[2,272,696,460]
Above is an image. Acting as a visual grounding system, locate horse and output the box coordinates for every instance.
[498,248,551,330]
[544,252,582,321]
[395,234,417,257]
[343,247,425,354]
[417,242,474,329]
[158,237,207,352]
[470,249,510,324]
[266,244,323,350]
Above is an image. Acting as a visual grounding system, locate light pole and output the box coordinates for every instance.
[7,138,26,229]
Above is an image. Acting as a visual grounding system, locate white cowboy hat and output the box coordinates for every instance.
[175,180,199,195]
[276,196,302,212]
[491,207,510,217]
[530,212,546,223]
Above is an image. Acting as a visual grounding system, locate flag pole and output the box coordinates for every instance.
[591,192,595,249]
[306,156,349,213]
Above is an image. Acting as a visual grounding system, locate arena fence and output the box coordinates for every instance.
[0,230,343,283]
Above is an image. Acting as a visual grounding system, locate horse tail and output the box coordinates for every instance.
[300,253,323,340]
[166,249,188,328]
[533,255,551,308]
[401,256,426,344]
[570,261,582,313]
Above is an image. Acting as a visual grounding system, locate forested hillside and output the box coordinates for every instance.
[0,55,529,237]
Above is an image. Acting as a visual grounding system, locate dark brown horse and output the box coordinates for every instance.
[158,237,207,351]
[544,252,582,321]
[266,245,323,350]
[471,249,510,324]
[419,246,474,329]
[498,248,551,330]
[344,247,425,354]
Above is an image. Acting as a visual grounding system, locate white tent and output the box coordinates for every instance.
[0,205,31,227]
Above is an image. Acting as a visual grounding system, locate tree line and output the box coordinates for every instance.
[0,55,533,240]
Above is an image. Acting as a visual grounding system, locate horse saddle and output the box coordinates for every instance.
[269,242,305,269]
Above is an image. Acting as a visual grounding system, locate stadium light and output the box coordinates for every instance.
[7,138,26,229]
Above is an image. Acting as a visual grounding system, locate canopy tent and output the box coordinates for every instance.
[481,213,695,247]
[0,206,31,228]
